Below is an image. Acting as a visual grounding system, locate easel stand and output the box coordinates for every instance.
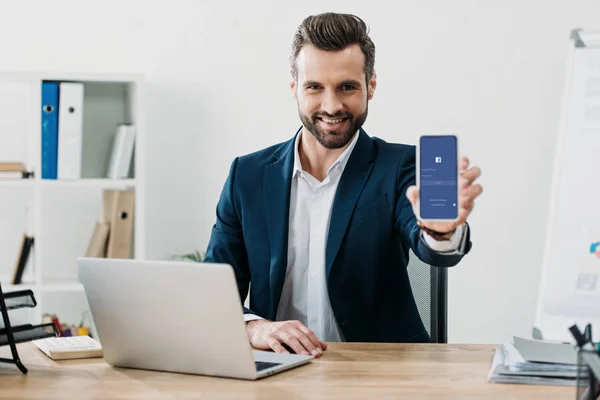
[0,283,58,373]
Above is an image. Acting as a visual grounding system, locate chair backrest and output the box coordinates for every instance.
[406,250,448,343]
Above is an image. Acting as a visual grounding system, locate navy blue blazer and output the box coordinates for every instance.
[204,128,471,343]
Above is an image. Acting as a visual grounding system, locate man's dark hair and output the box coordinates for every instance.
[290,12,376,82]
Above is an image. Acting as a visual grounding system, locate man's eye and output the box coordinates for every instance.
[342,85,356,91]
[307,85,321,90]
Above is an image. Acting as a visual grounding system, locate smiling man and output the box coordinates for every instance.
[204,13,483,357]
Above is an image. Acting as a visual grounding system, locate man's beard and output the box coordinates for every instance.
[299,105,368,150]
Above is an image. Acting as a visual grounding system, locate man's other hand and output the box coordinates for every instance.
[246,319,327,357]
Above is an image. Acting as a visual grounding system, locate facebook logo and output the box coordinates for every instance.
[435,157,442,163]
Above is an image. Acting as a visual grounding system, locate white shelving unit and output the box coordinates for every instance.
[0,71,146,336]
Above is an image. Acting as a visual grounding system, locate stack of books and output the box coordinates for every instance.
[0,162,32,179]
[487,336,582,386]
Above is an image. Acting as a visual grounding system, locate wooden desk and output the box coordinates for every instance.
[0,342,572,399]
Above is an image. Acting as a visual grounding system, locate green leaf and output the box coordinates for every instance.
[172,250,205,262]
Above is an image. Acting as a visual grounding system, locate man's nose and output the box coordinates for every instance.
[321,90,344,116]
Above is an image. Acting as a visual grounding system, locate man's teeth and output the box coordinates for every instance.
[322,118,344,124]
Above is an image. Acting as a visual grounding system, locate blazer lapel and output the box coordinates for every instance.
[263,135,296,319]
[326,130,376,280]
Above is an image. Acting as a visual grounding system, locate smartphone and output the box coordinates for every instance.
[416,135,460,222]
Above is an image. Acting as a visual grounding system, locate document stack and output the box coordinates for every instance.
[487,336,582,386]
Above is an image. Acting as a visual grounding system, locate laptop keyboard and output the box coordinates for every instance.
[255,361,282,371]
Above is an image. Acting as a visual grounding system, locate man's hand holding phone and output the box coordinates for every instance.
[407,155,482,235]
[407,135,483,237]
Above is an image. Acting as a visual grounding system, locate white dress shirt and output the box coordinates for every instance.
[245,131,467,342]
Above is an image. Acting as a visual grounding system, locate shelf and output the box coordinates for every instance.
[0,71,143,354]
[0,71,143,375]
[0,180,33,188]
[39,179,136,189]
[40,283,84,293]
[0,178,135,189]
[0,283,35,293]
[39,72,144,84]
[0,71,143,84]
[0,282,85,293]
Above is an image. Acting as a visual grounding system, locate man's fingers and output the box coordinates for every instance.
[267,337,289,354]
[406,185,418,205]
[457,206,469,225]
[247,320,328,357]
[465,201,474,214]
[462,183,483,200]
[278,331,310,356]
[295,322,323,350]
[459,156,470,172]
[458,193,476,223]
[292,329,322,356]
[461,166,481,185]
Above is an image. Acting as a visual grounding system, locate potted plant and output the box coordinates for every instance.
[172,250,205,263]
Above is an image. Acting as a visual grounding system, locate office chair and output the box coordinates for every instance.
[406,250,448,343]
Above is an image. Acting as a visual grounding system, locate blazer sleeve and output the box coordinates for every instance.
[203,158,259,317]
[393,146,471,267]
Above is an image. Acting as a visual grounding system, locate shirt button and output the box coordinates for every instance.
[318,192,324,198]
[313,229,318,236]
[311,317,319,323]
[311,272,317,278]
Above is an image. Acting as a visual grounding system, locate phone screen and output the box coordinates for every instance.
[419,135,459,220]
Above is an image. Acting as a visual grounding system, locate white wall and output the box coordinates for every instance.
[2,0,599,343]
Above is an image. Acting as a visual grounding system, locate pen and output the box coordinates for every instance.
[569,323,596,352]
[569,324,587,347]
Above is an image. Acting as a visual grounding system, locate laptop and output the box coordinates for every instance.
[77,257,314,380]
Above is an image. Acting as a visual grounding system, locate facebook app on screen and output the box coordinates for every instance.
[419,136,458,219]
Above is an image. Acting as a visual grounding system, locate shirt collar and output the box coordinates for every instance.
[293,130,360,178]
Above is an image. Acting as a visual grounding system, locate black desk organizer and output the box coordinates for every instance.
[0,282,58,373]
[576,349,600,400]
[570,323,600,400]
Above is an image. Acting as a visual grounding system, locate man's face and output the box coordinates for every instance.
[291,43,376,149]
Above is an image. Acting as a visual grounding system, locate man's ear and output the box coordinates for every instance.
[290,74,298,99]
[367,70,377,100]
